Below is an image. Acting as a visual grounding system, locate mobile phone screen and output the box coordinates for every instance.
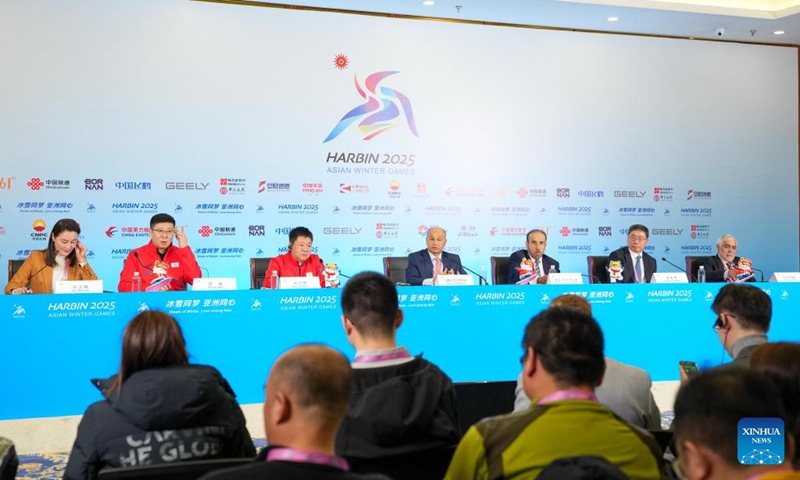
[680,361,700,377]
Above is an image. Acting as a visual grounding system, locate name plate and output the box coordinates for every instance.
[54,280,104,294]
[192,278,238,291]
[650,272,689,284]
[769,272,800,283]
[547,273,583,285]
[434,274,475,286]
[279,276,321,289]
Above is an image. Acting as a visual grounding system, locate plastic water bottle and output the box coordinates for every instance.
[479,265,487,285]
[132,272,141,292]
[549,265,556,275]
[271,270,280,290]
[697,265,706,283]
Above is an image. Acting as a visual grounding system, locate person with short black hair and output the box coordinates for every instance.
[605,224,657,283]
[710,283,771,366]
[117,213,201,292]
[5,218,98,294]
[672,368,797,480]
[263,226,326,288]
[200,344,390,480]
[336,271,460,459]
[445,307,663,480]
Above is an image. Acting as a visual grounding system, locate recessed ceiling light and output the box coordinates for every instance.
[774,30,786,35]
[607,17,619,22]
[422,1,435,5]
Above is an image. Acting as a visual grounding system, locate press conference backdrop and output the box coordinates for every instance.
[0,0,797,286]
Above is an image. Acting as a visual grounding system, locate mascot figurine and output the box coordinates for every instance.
[323,263,341,288]
[515,258,538,285]
[607,260,624,283]
[730,258,755,283]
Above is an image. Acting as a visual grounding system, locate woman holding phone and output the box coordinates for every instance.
[4,218,98,294]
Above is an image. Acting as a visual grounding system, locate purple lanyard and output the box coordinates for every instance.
[266,448,349,471]
[353,349,412,364]
[536,389,599,406]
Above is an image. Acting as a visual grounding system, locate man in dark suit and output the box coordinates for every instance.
[405,227,465,285]
[507,229,560,284]
[605,224,657,283]
[698,234,755,283]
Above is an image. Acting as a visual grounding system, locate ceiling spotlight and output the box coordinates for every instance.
[422,0,435,5]
[607,17,619,22]
[774,30,786,35]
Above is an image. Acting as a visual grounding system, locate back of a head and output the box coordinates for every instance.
[711,283,772,332]
[117,311,188,387]
[549,294,593,316]
[523,307,605,387]
[341,271,399,339]
[271,344,353,427]
[751,342,800,444]
[673,368,787,468]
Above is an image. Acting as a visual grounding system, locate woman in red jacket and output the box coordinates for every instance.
[263,226,325,288]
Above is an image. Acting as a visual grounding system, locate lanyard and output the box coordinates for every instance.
[536,389,599,406]
[266,448,349,471]
[353,349,412,364]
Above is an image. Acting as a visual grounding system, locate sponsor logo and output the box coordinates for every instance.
[249,225,265,236]
[559,226,571,237]
[0,176,16,189]
[690,224,711,239]
[105,227,117,238]
[302,183,323,195]
[375,222,400,239]
[653,186,673,202]
[556,188,570,198]
[614,190,646,198]
[197,226,236,238]
[165,181,209,190]
[85,179,103,191]
[388,180,401,198]
[516,187,547,198]
[457,225,479,237]
[324,71,418,143]
[415,183,427,195]
[490,227,526,237]
[219,178,245,195]
[340,182,370,194]
[115,181,152,190]
[27,178,44,190]
[598,226,612,237]
[258,181,290,193]
[110,227,150,238]
[418,225,429,236]
[651,228,684,236]
[577,190,604,198]
[32,219,46,232]
[687,189,712,200]
[324,227,362,235]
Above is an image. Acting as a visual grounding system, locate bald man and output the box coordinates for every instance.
[200,345,390,480]
[405,227,465,285]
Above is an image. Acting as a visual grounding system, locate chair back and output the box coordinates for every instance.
[7,260,24,283]
[684,256,705,282]
[586,256,609,284]
[97,458,252,480]
[348,446,456,480]
[490,256,510,285]
[249,257,273,289]
[454,381,516,435]
[383,257,409,284]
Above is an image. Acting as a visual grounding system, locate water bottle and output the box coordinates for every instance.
[549,265,556,275]
[697,265,706,283]
[271,270,280,290]
[479,265,487,285]
[132,271,141,292]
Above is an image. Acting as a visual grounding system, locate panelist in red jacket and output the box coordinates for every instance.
[263,226,325,288]
[118,213,202,292]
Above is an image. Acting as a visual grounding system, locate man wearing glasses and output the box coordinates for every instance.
[710,283,770,366]
[605,224,657,283]
[117,213,202,292]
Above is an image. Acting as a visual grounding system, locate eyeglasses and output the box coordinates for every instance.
[628,235,647,241]
[151,229,175,236]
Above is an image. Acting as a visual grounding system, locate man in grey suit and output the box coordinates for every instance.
[513,294,661,429]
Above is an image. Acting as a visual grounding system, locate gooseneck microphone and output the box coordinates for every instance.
[661,257,696,282]
[454,263,489,286]
[27,264,50,290]
[132,252,150,271]
[581,273,602,284]
[752,268,765,282]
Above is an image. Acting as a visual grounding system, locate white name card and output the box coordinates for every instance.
[192,278,238,291]
[434,274,475,286]
[279,276,321,289]
[769,272,800,283]
[650,272,689,284]
[54,280,104,294]
[546,273,584,285]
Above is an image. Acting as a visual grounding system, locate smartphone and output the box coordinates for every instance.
[679,360,700,377]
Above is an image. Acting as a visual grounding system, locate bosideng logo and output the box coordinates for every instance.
[323,70,418,143]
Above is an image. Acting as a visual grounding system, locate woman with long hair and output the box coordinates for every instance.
[4,218,98,294]
[64,311,256,480]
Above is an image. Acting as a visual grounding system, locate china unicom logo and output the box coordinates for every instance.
[324,71,418,143]
[738,418,784,465]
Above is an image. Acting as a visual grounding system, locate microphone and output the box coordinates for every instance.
[26,264,50,291]
[661,257,696,282]
[132,252,151,273]
[200,267,209,277]
[581,273,601,284]
[455,263,489,286]
[752,268,765,282]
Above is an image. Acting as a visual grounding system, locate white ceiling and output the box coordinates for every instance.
[251,0,800,46]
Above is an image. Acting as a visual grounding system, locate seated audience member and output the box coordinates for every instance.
[405,227,465,286]
[698,234,756,283]
[751,342,800,469]
[514,294,661,429]
[710,283,771,366]
[507,229,560,284]
[444,307,663,480]
[606,224,657,283]
[336,272,460,458]
[64,311,255,480]
[0,437,18,480]
[673,368,798,480]
[117,213,201,292]
[200,344,390,480]
[263,226,326,288]
[5,218,97,294]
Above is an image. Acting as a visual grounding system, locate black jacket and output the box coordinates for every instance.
[64,365,256,480]
[335,357,460,459]
[507,251,560,284]
[697,255,756,283]
[606,247,657,283]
